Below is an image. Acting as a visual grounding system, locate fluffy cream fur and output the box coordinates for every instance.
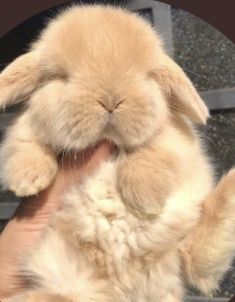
[0,5,235,302]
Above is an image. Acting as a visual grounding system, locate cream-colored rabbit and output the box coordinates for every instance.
[0,5,235,302]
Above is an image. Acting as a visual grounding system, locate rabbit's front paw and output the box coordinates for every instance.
[117,167,167,217]
[4,155,58,196]
[117,147,179,217]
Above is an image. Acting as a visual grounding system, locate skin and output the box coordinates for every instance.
[0,141,114,299]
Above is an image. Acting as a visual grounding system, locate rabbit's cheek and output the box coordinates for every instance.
[108,108,159,147]
[61,116,107,149]
[31,109,107,150]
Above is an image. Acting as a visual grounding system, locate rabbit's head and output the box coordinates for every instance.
[0,5,209,150]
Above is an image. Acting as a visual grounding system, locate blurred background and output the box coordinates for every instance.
[0,0,234,300]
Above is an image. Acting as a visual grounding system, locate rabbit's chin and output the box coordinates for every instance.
[57,129,148,152]
[50,119,157,152]
[102,124,152,150]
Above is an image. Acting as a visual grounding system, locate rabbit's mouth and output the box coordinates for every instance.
[102,123,124,147]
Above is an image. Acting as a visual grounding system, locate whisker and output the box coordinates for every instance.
[82,151,85,166]
[73,149,78,172]
[61,148,66,171]
[67,151,71,173]
[61,148,68,189]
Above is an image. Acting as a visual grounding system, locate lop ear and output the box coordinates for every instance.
[0,51,46,108]
[152,54,209,124]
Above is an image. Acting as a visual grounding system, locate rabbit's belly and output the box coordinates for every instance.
[52,159,184,301]
[19,159,185,302]
[61,159,144,269]
[62,159,157,265]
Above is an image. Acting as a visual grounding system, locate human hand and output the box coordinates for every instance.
[0,141,114,299]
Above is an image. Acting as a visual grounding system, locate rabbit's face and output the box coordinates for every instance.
[26,6,169,150]
[28,65,168,150]
[0,5,209,151]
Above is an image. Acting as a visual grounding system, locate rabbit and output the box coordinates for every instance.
[0,5,235,302]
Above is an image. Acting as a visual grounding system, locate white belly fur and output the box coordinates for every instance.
[21,158,209,302]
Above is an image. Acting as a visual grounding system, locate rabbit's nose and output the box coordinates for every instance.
[97,99,124,113]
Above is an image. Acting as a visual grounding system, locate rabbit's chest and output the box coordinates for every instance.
[63,160,141,271]
[27,159,184,302]
[59,160,181,285]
